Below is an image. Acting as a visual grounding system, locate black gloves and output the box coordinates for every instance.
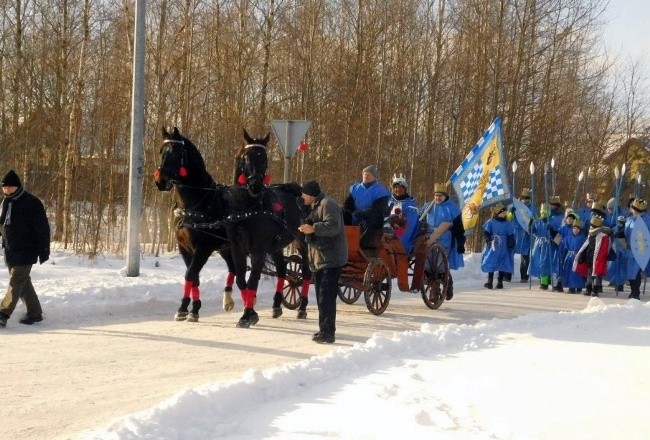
[39,253,49,264]
[457,244,465,254]
[418,221,429,236]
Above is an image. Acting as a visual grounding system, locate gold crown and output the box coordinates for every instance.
[590,216,603,227]
[520,188,532,198]
[573,219,583,228]
[491,203,506,216]
[433,182,448,194]
[631,198,647,212]
[550,195,561,205]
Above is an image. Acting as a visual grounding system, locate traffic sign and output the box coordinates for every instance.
[271,120,311,160]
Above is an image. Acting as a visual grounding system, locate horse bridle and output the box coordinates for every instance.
[237,145,269,188]
[156,138,189,182]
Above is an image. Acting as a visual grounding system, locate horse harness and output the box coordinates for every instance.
[176,184,295,248]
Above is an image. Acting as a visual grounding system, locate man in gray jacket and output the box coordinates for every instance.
[298,181,347,343]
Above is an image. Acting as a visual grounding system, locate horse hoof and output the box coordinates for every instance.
[296,310,307,319]
[249,310,259,326]
[272,307,283,318]
[223,291,234,312]
[236,319,250,328]
[174,311,188,321]
[186,312,199,322]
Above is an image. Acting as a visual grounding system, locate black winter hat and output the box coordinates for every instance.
[302,180,321,197]
[1,169,21,187]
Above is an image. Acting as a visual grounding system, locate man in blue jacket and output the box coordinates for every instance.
[0,170,50,327]
[343,165,390,252]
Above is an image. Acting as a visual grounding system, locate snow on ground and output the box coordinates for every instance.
[2,250,649,439]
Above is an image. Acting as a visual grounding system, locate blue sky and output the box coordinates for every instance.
[602,0,649,65]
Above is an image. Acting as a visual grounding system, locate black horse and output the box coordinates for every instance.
[228,129,311,327]
[154,127,310,327]
[154,127,235,322]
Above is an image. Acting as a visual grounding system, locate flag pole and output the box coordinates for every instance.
[544,162,553,289]
[512,161,518,201]
[571,171,584,210]
[551,158,556,196]
[529,162,535,290]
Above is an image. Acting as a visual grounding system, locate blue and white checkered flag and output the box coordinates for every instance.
[450,117,511,231]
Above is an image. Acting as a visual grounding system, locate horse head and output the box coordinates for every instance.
[235,128,270,197]
[155,126,209,191]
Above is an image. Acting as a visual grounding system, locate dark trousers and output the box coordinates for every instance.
[314,266,343,336]
[1,264,43,318]
[520,254,530,279]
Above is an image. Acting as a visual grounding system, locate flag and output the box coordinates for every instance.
[449,117,512,232]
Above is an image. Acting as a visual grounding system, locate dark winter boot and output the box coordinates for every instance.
[592,285,602,297]
[584,284,593,296]
[568,288,576,294]
[484,273,494,289]
[446,276,454,301]
[296,296,308,319]
[186,300,202,322]
[496,272,504,289]
[174,297,191,321]
[552,280,564,292]
[616,285,625,292]
[272,292,284,318]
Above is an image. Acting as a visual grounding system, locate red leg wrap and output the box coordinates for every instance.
[191,285,200,301]
[276,278,285,292]
[183,281,193,298]
[226,272,235,287]
[301,279,311,297]
[245,290,256,309]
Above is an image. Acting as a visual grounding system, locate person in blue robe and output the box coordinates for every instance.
[481,204,515,289]
[560,219,587,293]
[547,196,565,291]
[420,183,465,300]
[512,188,537,283]
[529,203,552,289]
[618,199,650,300]
[386,174,419,257]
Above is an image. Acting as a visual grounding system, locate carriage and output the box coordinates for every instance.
[276,226,451,315]
[337,226,451,315]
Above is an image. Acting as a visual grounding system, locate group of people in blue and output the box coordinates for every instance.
[342,165,648,301]
[510,189,649,299]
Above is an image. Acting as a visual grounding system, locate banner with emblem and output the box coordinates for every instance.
[450,117,512,232]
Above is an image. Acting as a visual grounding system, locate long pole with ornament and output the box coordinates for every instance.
[298,140,307,182]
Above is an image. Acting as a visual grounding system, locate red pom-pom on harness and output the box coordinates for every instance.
[179,167,187,177]
[153,169,160,179]
[238,174,247,185]
[264,174,271,185]
[274,202,282,212]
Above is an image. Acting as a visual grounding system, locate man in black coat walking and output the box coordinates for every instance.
[0,169,50,327]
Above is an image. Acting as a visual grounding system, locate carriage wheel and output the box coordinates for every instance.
[363,259,392,315]
[338,284,362,304]
[421,243,449,310]
[282,254,303,310]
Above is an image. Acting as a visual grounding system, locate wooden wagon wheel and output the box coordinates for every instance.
[281,254,303,310]
[338,284,362,304]
[421,242,449,309]
[363,258,392,315]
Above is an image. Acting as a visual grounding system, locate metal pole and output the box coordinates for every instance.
[543,163,552,288]
[126,0,146,277]
[283,122,292,183]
